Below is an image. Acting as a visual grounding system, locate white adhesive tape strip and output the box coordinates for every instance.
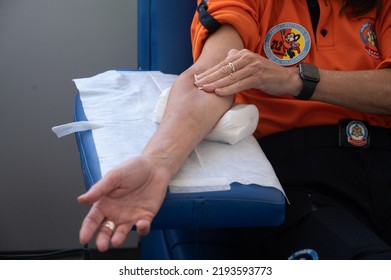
[169,177,230,193]
[52,121,103,138]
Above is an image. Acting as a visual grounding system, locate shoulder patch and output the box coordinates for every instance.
[360,22,381,60]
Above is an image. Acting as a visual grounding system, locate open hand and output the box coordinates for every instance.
[78,156,170,252]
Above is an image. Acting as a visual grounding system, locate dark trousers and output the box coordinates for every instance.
[247,125,391,260]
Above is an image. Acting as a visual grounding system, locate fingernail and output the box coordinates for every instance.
[193,74,203,89]
[194,83,203,90]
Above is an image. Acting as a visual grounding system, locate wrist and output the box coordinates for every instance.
[142,145,183,179]
[289,67,303,97]
[295,63,320,100]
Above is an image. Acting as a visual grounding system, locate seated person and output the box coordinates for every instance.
[77,0,391,259]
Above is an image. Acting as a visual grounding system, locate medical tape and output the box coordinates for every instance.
[52,121,103,138]
[169,177,230,193]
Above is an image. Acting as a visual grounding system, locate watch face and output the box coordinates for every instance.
[300,63,320,82]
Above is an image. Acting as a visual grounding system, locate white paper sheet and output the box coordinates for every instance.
[73,70,284,194]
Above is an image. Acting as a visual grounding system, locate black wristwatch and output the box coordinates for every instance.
[296,62,320,100]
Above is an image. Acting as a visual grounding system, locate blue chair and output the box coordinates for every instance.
[74,0,285,259]
[137,0,194,74]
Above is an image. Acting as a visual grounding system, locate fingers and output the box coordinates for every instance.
[195,56,247,93]
[95,220,133,252]
[95,221,115,252]
[111,223,134,247]
[78,171,119,205]
[135,219,151,236]
[77,157,161,251]
[110,220,151,249]
[80,204,152,251]
[84,219,150,252]
[200,66,254,96]
[82,217,131,252]
[195,59,238,84]
[79,207,105,245]
[227,48,239,57]
[196,48,240,81]
[194,63,236,92]
[194,49,260,95]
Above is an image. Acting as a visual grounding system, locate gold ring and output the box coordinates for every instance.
[228,62,236,73]
[102,220,115,231]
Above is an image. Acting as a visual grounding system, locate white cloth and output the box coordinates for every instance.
[72,70,284,194]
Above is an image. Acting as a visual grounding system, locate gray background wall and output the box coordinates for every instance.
[0,0,138,251]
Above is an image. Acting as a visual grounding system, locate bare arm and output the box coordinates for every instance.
[195,49,391,115]
[143,25,244,178]
[78,25,244,251]
[313,68,391,115]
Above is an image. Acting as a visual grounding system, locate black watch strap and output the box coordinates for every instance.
[297,79,318,100]
[296,63,320,100]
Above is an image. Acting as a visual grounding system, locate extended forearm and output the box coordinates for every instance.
[144,71,233,177]
[142,25,244,178]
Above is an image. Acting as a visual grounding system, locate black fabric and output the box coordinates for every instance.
[257,124,391,150]
[254,195,391,260]
[307,0,321,39]
[240,125,391,260]
[197,0,222,33]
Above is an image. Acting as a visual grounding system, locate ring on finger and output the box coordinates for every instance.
[102,220,116,231]
[228,62,236,73]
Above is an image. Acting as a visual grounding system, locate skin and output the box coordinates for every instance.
[78,21,391,252]
[194,49,391,115]
[78,25,242,252]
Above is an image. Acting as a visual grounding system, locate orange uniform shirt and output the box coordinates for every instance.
[191,0,391,137]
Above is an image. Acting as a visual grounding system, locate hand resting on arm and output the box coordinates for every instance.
[194,48,391,115]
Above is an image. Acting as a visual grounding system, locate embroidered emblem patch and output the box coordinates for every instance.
[288,249,319,260]
[264,22,311,66]
[346,120,369,147]
[360,22,381,59]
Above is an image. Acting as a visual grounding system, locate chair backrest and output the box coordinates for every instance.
[137,0,196,75]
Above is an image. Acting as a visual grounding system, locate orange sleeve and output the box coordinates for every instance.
[191,0,261,61]
[376,1,391,69]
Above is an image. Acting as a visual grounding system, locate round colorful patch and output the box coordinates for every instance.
[346,120,369,147]
[360,22,381,59]
[288,248,319,260]
[264,22,311,66]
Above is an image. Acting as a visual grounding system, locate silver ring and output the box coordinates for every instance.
[228,62,236,73]
[102,220,116,231]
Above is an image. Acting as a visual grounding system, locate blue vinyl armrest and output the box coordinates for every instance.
[74,93,285,229]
